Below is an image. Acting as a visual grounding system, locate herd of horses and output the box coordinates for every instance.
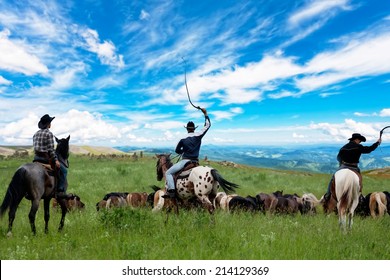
[0,141,389,236]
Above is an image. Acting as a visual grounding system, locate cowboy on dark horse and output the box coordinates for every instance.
[33,114,71,199]
[324,133,382,203]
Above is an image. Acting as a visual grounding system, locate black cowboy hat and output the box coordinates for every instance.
[348,133,366,142]
[38,114,55,129]
[184,121,198,130]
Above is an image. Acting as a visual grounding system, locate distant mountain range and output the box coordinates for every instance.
[116,144,390,174]
[2,144,388,174]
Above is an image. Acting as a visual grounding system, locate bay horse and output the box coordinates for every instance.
[334,168,360,232]
[0,136,70,236]
[155,153,238,214]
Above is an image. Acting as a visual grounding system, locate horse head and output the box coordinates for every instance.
[55,135,70,160]
[155,153,172,181]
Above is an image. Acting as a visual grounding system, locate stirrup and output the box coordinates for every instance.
[162,189,176,199]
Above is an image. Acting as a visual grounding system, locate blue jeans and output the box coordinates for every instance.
[165,159,190,191]
[57,163,68,192]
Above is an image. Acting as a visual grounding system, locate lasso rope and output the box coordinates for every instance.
[182,57,201,110]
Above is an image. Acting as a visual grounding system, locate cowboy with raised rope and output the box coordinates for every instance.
[323,133,381,202]
[164,108,210,198]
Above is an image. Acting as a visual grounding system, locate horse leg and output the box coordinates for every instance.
[6,196,24,238]
[58,198,67,232]
[198,195,214,214]
[338,205,347,232]
[43,199,50,234]
[29,199,40,235]
[347,212,354,231]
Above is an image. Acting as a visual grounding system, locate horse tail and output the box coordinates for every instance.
[0,167,27,218]
[211,169,239,194]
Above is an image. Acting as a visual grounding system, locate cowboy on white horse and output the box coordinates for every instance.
[164,108,210,198]
[324,133,381,202]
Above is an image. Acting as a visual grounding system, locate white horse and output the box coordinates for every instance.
[155,154,238,213]
[334,168,360,232]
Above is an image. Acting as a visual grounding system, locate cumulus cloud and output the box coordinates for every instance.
[309,119,382,142]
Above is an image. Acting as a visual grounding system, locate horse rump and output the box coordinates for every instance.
[228,196,257,212]
[369,192,387,218]
[0,166,28,218]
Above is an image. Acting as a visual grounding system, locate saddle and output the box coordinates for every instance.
[174,161,199,182]
[33,161,55,176]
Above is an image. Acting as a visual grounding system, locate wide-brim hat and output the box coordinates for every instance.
[348,133,366,142]
[38,114,55,129]
[184,121,198,129]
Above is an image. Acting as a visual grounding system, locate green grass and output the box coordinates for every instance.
[0,155,389,260]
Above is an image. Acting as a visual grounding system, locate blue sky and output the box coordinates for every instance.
[0,0,389,147]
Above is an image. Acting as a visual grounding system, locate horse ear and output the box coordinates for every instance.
[55,136,59,143]
[67,135,70,141]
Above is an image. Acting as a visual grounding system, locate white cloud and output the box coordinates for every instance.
[140,10,150,20]
[309,119,383,142]
[0,75,12,85]
[212,107,244,121]
[0,29,48,75]
[379,108,390,117]
[297,32,390,92]
[289,0,351,26]
[80,28,125,69]
[213,137,235,143]
[292,132,305,139]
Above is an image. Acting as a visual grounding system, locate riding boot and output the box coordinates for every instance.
[162,189,176,199]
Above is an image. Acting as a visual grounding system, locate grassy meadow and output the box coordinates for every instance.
[0,153,390,260]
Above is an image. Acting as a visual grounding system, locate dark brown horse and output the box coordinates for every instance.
[0,136,70,236]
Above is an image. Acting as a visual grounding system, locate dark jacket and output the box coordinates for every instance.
[337,140,380,165]
[175,116,211,160]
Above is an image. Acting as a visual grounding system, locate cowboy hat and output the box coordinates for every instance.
[38,114,55,129]
[348,133,366,142]
[184,121,198,129]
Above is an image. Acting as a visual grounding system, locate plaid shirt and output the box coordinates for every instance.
[33,128,57,161]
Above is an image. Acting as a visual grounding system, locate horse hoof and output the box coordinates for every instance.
[6,231,13,238]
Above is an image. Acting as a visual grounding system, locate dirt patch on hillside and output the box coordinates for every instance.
[0,147,15,156]
[364,168,390,178]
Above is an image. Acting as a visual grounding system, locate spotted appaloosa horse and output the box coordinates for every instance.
[155,154,238,214]
[334,168,360,232]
